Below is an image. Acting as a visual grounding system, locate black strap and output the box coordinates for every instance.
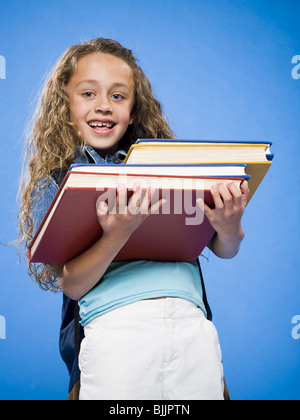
[52,168,68,187]
[197,258,212,321]
[74,301,80,361]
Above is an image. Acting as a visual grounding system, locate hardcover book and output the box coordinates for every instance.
[29,163,249,264]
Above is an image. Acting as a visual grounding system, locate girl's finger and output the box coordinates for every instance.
[128,185,143,215]
[139,188,154,215]
[150,197,166,214]
[96,199,109,227]
[240,180,250,207]
[210,184,225,211]
[197,198,214,223]
[226,182,242,207]
[96,199,108,216]
[116,184,127,214]
[218,183,234,210]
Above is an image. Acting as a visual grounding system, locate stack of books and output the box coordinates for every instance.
[29,139,273,264]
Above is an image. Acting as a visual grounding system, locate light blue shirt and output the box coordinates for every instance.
[79,260,207,326]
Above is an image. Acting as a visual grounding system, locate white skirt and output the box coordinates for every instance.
[79,297,224,400]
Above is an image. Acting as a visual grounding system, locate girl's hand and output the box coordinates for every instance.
[202,180,249,239]
[96,183,165,240]
[197,180,250,258]
[55,183,165,301]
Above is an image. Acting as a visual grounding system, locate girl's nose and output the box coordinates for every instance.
[95,96,112,113]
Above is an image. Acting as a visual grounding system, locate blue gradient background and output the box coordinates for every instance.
[0,0,299,400]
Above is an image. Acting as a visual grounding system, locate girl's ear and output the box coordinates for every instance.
[129,113,135,125]
[129,103,135,125]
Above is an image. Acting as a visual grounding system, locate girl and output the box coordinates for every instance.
[18,38,249,400]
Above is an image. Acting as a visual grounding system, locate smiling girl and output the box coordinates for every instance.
[18,38,248,400]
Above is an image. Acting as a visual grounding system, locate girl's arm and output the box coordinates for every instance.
[198,180,249,259]
[53,185,164,301]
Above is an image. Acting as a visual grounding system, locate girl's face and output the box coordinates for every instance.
[67,52,135,157]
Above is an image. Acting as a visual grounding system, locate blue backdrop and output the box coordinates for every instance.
[0,0,299,400]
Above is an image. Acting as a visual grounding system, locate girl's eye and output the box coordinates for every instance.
[83,92,95,98]
[112,94,124,100]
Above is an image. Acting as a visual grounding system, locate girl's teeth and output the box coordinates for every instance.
[89,122,113,128]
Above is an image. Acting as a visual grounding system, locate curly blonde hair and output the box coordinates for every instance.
[18,38,175,292]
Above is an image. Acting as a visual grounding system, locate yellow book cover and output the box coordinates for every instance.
[125,139,273,202]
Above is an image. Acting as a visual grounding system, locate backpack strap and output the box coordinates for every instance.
[74,301,80,362]
[197,258,212,321]
[52,168,68,187]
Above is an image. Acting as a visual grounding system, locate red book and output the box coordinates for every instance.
[28,164,248,264]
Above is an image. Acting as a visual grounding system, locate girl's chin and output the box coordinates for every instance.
[89,144,119,158]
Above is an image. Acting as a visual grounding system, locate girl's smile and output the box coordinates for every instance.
[87,119,116,135]
[67,52,135,157]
